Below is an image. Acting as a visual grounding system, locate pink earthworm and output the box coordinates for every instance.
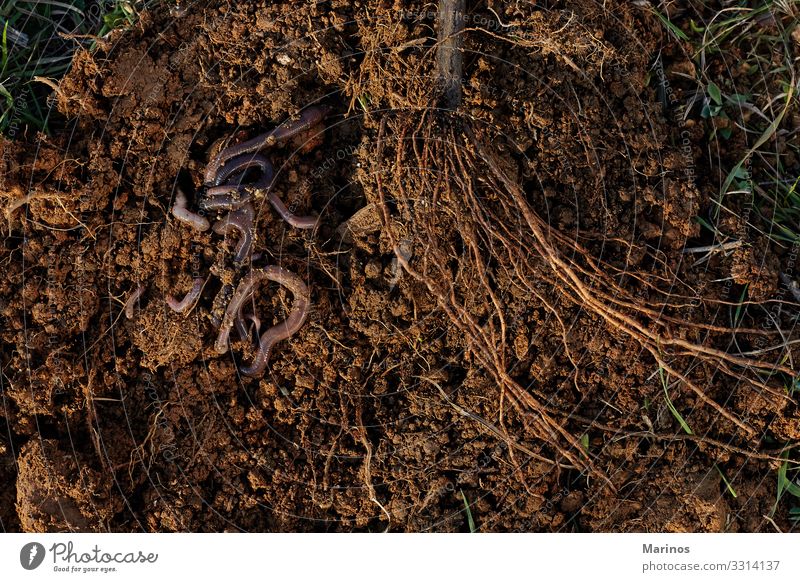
[266,191,318,229]
[204,105,330,185]
[247,313,261,333]
[171,186,210,231]
[212,203,255,263]
[214,267,309,377]
[166,277,205,313]
[124,284,146,319]
[214,273,260,354]
[240,267,309,377]
[202,174,317,229]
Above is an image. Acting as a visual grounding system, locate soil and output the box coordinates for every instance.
[1,0,799,532]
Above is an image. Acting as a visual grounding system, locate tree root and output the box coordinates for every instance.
[367,109,797,486]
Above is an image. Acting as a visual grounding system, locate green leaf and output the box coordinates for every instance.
[693,215,716,233]
[0,82,14,128]
[778,456,800,499]
[733,284,748,328]
[773,450,800,518]
[707,82,723,105]
[726,93,751,105]
[732,165,750,180]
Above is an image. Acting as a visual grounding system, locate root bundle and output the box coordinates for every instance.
[365,109,796,484]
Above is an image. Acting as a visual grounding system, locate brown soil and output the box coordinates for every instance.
[1,0,799,532]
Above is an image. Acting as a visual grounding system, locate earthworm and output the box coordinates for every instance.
[124,284,146,319]
[202,179,317,229]
[214,273,258,354]
[171,186,210,231]
[240,267,310,377]
[213,267,309,377]
[212,203,255,263]
[212,153,274,188]
[197,188,252,211]
[247,312,261,333]
[204,105,330,184]
[267,191,318,229]
[234,289,256,339]
[166,277,205,313]
[235,302,262,340]
[198,154,273,211]
[234,309,250,340]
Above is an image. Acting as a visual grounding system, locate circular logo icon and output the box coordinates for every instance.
[20,542,46,570]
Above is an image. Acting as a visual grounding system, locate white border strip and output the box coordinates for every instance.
[1,533,798,581]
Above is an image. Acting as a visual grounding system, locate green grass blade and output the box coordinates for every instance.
[651,8,690,42]
[1,20,8,76]
[714,464,738,498]
[460,489,477,533]
[659,366,693,435]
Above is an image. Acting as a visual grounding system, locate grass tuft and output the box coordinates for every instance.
[0,1,158,138]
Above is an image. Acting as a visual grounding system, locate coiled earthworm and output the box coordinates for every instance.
[171,186,210,231]
[199,153,273,212]
[166,277,205,313]
[204,105,330,185]
[240,267,310,377]
[234,302,260,341]
[212,153,274,188]
[212,204,255,263]
[124,284,146,319]
[214,266,309,377]
[202,179,317,229]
